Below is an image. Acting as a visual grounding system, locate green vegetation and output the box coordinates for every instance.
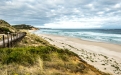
[0,19,16,34]
[0,46,110,75]
[0,46,76,65]
[0,27,12,34]
[15,30,50,47]
[13,24,39,30]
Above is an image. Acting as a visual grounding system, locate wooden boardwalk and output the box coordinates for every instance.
[0,32,26,48]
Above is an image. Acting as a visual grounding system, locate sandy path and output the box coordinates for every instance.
[38,33,121,75]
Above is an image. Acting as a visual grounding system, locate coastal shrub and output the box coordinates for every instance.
[1,48,36,66]
[0,27,12,34]
[0,46,78,65]
[0,46,111,75]
[17,31,50,47]
[35,37,43,43]
[58,54,69,61]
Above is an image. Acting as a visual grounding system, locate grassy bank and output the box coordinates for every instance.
[15,30,50,47]
[0,31,111,75]
[0,46,110,75]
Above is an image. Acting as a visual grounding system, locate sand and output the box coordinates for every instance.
[37,33,121,75]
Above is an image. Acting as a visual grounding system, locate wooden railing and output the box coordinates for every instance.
[0,32,26,48]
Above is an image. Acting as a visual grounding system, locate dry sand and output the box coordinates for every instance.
[37,33,121,75]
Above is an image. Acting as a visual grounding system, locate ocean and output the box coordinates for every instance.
[33,29,121,45]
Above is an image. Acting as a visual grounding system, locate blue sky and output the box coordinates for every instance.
[0,0,121,29]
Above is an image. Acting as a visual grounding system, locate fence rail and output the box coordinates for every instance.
[0,32,26,48]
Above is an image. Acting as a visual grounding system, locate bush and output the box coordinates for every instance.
[0,46,77,65]
[0,46,111,75]
[1,48,36,66]
[0,27,12,34]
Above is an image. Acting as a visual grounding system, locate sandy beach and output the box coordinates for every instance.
[38,33,121,75]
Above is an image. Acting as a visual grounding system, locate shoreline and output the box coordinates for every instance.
[33,29,121,46]
[37,33,121,52]
[37,33,121,75]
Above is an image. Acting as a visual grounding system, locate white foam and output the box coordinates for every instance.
[35,29,121,44]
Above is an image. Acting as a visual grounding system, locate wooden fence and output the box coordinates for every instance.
[0,32,26,48]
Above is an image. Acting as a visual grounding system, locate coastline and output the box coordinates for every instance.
[37,33,121,75]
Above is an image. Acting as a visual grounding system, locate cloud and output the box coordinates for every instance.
[39,16,121,29]
[40,21,102,29]
[0,0,121,28]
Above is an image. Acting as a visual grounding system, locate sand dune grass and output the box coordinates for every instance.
[0,46,110,75]
[15,30,50,47]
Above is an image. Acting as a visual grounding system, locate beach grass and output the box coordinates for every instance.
[0,46,110,75]
[15,30,50,47]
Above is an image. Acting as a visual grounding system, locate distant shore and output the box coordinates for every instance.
[36,33,121,75]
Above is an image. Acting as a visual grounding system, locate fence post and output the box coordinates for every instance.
[7,32,10,48]
[11,34,12,47]
[2,35,5,48]
[16,33,18,39]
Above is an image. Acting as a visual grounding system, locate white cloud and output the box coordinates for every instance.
[86,3,95,10]
[114,3,121,8]
[40,15,121,29]
[97,11,104,15]
[105,8,111,11]
[40,17,109,29]
[41,21,101,29]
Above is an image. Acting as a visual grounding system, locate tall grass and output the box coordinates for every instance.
[15,31,50,47]
[0,46,77,66]
[0,46,81,75]
[0,46,111,75]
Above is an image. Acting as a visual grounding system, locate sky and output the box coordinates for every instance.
[0,0,121,29]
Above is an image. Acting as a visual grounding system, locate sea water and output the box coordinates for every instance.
[34,29,121,45]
